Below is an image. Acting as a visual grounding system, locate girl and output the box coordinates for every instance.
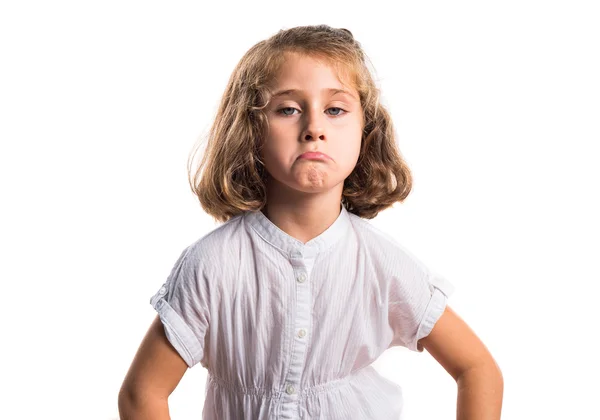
[119,25,503,420]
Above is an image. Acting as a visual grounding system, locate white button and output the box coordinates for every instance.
[286,385,295,394]
[297,273,306,283]
[297,329,306,338]
[159,286,167,295]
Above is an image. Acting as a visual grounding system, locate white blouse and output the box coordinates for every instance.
[150,204,455,419]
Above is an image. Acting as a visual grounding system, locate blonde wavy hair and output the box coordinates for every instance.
[187,24,413,223]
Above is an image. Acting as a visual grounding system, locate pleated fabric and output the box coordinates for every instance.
[150,204,455,419]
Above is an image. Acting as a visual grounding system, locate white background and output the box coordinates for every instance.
[1,1,599,419]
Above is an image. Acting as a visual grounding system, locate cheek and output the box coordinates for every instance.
[339,126,362,153]
[265,125,297,152]
[261,138,291,169]
[267,117,295,136]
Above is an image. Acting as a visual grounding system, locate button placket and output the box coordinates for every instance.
[280,251,312,418]
[295,273,308,340]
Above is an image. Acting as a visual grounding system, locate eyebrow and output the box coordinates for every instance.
[271,88,358,101]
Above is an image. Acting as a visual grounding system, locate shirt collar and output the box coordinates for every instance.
[244,204,351,259]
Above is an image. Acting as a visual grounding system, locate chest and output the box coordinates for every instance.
[214,250,389,328]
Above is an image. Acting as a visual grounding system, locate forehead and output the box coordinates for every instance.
[269,52,358,97]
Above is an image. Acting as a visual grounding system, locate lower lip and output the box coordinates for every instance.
[298,152,330,161]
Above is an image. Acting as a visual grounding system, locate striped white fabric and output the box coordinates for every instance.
[150,204,455,419]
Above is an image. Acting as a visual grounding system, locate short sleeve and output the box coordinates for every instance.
[149,243,210,368]
[387,244,455,353]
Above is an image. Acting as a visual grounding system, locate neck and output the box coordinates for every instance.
[261,178,343,244]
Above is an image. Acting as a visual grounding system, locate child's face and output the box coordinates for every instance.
[262,52,364,197]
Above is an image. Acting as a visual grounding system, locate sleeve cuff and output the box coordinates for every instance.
[411,285,448,352]
[151,297,204,368]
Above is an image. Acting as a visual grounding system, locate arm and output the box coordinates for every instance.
[418,306,504,420]
[118,315,189,420]
[118,392,170,420]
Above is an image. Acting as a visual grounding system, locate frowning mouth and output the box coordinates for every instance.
[297,152,332,161]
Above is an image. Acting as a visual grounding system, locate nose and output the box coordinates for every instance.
[302,108,326,141]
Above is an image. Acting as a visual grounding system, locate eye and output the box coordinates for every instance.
[326,107,346,116]
[277,107,299,116]
[276,107,348,117]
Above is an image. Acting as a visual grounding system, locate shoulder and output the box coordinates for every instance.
[347,213,417,264]
[348,214,446,289]
[181,213,247,271]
